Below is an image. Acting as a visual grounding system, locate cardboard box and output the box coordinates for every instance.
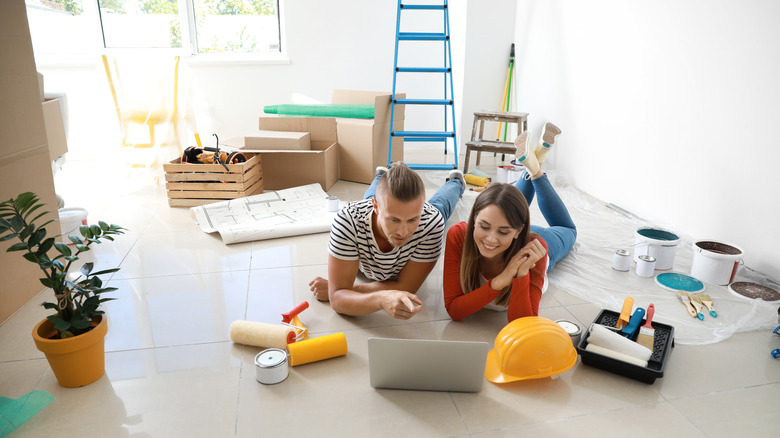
[225,117,338,191]
[1,0,61,324]
[163,154,263,207]
[331,89,405,184]
[243,130,311,151]
[42,97,68,160]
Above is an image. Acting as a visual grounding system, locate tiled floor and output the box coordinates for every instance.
[1,146,779,437]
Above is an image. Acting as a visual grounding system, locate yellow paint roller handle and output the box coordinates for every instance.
[288,333,348,366]
[464,174,491,187]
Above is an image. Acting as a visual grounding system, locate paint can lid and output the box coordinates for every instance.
[255,348,288,368]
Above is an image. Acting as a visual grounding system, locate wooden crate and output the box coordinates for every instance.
[163,154,263,207]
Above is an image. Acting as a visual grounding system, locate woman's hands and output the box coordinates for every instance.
[490,239,547,290]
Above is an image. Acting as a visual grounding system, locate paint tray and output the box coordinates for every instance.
[576,309,675,384]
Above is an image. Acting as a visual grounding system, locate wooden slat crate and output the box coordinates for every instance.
[163,154,263,207]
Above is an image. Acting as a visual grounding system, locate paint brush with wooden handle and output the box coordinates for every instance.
[677,291,697,318]
[688,292,705,320]
[698,293,717,317]
[636,303,655,350]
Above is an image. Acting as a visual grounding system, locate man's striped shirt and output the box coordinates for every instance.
[327,198,445,281]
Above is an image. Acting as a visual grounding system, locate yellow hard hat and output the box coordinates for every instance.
[485,316,577,383]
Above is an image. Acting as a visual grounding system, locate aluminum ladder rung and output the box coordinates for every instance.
[392,131,455,138]
[396,67,451,73]
[399,32,448,41]
[407,163,456,170]
[394,98,453,105]
[402,137,448,142]
[401,5,446,10]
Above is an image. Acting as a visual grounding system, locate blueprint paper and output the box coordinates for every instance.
[191,183,338,244]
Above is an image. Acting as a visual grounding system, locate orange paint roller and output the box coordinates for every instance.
[288,333,348,366]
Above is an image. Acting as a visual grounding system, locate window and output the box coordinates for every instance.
[26,0,282,57]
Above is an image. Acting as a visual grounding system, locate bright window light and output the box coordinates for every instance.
[26,0,282,56]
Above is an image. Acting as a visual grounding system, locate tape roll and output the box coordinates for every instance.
[229,321,295,349]
[288,332,348,366]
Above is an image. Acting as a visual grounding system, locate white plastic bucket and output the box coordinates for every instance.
[58,207,88,244]
[632,228,680,270]
[690,240,744,285]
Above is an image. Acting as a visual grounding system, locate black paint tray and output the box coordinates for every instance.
[576,309,675,384]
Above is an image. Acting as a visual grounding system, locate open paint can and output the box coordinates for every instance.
[632,228,679,270]
[255,348,289,384]
[690,240,743,285]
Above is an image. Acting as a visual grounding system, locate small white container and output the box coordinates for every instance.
[612,249,631,271]
[635,255,656,277]
[255,348,289,385]
[555,320,582,346]
[58,207,88,244]
[326,196,339,212]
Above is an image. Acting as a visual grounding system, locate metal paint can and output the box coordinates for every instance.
[555,320,582,346]
[636,255,657,277]
[255,348,289,385]
[612,249,631,271]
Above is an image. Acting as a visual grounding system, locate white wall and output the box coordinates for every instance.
[35,0,779,280]
[513,0,780,280]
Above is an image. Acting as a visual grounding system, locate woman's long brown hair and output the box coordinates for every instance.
[460,183,532,306]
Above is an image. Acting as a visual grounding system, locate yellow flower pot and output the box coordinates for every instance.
[32,315,108,388]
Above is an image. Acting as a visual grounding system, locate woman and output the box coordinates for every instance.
[443,123,576,321]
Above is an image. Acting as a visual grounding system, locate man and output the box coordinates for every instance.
[309,163,465,319]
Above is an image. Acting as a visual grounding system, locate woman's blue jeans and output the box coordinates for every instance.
[515,171,577,271]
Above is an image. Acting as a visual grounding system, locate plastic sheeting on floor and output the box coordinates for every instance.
[424,169,779,345]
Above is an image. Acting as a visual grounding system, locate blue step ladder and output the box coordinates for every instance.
[387,0,458,171]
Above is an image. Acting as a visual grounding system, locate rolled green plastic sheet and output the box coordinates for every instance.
[263,104,375,119]
[0,390,55,436]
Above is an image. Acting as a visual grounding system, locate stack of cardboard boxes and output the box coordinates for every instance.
[223,89,405,190]
[0,1,65,323]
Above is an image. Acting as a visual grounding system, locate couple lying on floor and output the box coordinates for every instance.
[308,123,576,322]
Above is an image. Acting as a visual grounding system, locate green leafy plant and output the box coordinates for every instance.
[0,193,125,339]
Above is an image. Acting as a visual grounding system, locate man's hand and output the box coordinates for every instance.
[379,291,423,320]
[309,277,329,301]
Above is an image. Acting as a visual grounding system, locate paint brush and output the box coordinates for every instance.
[636,303,655,351]
[688,292,705,320]
[698,293,717,317]
[677,291,697,318]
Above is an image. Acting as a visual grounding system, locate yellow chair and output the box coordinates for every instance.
[101,54,182,156]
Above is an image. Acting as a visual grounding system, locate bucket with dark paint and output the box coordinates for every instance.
[690,240,744,285]
[632,228,680,270]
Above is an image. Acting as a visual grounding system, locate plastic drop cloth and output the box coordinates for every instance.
[423,169,779,345]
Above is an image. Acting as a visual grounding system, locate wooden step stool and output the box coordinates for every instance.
[463,110,528,174]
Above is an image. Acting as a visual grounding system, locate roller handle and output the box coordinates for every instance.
[621,307,645,340]
[642,303,655,328]
[617,296,634,329]
[282,301,309,323]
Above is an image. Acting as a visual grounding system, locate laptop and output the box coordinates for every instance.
[367,337,491,393]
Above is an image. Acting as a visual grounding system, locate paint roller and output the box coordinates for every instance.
[230,321,297,349]
[230,302,311,349]
[288,333,348,366]
[585,324,653,367]
[464,173,491,187]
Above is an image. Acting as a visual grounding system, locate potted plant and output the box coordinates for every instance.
[0,192,125,387]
